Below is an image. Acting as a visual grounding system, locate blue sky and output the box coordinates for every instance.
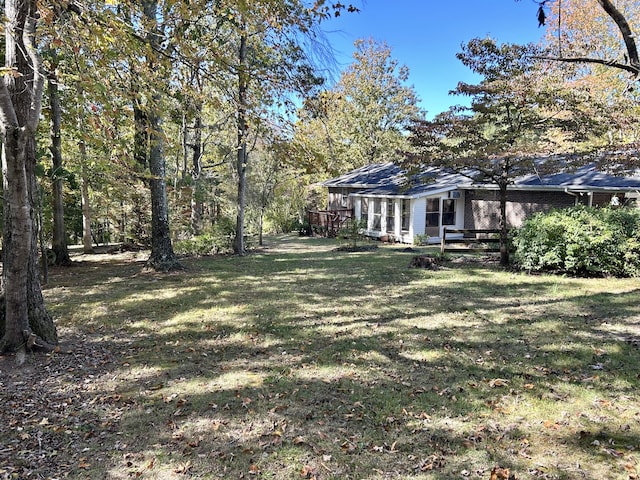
[322,0,547,118]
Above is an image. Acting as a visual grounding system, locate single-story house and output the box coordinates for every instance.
[321,162,640,244]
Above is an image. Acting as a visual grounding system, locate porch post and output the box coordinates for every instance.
[438,196,444,240]
[395,199,401,239]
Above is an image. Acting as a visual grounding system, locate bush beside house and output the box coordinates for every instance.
[513,205,640,277]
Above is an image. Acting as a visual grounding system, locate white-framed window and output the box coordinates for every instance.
[360,198,369,225]
[372,199,382,230]
[386,199,395,233]
[425,198,440,228]
[401,199,410,231]
[341,193,348,208]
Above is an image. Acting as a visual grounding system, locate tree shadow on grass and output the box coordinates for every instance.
[5,236,640,479]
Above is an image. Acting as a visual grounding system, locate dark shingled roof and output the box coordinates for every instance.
[322,163,403,188]
[323,162,640,197]
[515,164,640,190]
[323,163,472,197]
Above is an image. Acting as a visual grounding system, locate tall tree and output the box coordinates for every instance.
[47,67,72,265]
[220,0,346,254]
[295,38,424,176]
[135,0,181,270]
[407,38,603,265]
[234,21,250,255]
[1,0,58,354]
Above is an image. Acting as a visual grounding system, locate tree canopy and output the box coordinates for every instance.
[294,38,424,176]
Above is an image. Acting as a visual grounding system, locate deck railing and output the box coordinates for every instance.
[307,209,353,237]
[440,228,508,254]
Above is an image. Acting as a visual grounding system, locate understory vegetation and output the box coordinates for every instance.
[513,206,640,277]
[173,218,238,256]
[2,235,640,479]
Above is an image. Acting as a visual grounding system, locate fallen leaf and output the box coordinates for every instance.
[489,466,511,480]
[301,464,317,478]
[174,461,192,474]
[489,378,509,388]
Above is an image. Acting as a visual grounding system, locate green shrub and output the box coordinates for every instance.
[337,219,368,249]
[513,205,640,277]
[413,233,430,246]
[174,217,236,256]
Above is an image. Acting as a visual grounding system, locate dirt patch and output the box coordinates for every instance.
[448,254,501,266]
[334,244,379,252]
[409,255,442,270]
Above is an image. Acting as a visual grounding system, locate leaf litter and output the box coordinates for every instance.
[2,241,640,479]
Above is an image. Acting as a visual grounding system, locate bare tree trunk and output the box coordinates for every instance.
[190,105,203,235]
[48,72,71,265]
[234,27,249,255]
[80,142,94,253]
[142,0,180,271]
[498,181,510,267]
[146,101,180,270]
[133,102,148,170]
[258,207,264,246]
[2,131,34,353]
[26,137,57,345]
[0,0,57,354]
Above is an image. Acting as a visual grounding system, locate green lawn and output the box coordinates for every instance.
[4,234,640,479]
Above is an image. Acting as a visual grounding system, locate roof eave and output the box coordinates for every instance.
[465,184,640,192]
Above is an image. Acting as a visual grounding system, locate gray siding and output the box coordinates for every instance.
[463,190,577,229]
[327,187,358,210]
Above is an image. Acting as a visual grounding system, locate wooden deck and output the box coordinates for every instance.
[307,209,353,237]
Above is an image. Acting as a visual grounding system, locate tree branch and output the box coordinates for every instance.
[596,0,640,73]
[0,82,19,129]
[534,55,640,76]
[23,12,45,133]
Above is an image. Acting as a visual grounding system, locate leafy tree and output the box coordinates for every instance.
[218,1,347,254]
[538,0,640,145]
[406,38,602,266]
[295,38,424,176]
[135,0,181,271]
[246,142,281,246]
[535,0,640,80]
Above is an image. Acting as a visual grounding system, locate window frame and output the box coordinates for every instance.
[401,199,410,232]
[386,199,395,233]
[442,199,456,226]
[360,198,369,226]
[425,198,440,228]
[372,199,382,230]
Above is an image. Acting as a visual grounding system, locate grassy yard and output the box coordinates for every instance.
[2,234,640,479]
